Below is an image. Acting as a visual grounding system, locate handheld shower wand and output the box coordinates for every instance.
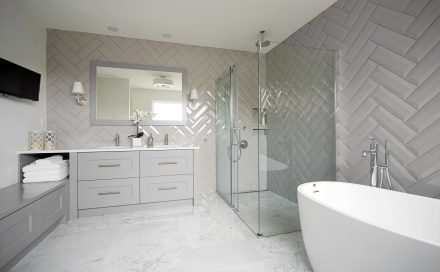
[362,138,393,190]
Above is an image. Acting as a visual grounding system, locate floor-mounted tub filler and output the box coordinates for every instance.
[298,181,440,272]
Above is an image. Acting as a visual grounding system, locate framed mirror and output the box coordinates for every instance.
[90,61,187,126]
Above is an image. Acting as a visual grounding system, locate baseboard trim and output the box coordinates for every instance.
[78,199,194,217]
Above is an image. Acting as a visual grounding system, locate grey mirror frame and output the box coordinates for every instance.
[90,60,188,126]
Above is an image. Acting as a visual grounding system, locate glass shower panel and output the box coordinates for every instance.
[259,44,336,236]
[233,54,260,234]
[215,43,335,237]
[216,69,233,206]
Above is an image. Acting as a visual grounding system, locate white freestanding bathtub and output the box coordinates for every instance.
[298,181,440,272]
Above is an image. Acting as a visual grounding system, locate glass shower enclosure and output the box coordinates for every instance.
[216,42,336,236]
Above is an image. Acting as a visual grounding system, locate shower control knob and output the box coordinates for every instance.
[361,150,368,158]
[239,140,248,149]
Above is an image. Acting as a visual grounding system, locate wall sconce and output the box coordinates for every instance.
[189,88,199,103]
[72,81,87,106]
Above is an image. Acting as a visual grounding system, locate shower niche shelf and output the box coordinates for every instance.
[252,124,267,130]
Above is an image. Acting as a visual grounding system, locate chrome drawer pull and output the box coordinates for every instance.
[158,186,177,191]
[98,163,121,168]
[158,162,178,165]
[98,191,121,196]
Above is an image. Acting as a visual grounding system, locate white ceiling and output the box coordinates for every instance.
[18,0,337,52]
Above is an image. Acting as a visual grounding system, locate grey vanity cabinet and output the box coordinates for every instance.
[140,150,194,203]
[77,151,140,210]
[76,149,195,213]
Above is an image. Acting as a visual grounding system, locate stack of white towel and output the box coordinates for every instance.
[22,155,69,183]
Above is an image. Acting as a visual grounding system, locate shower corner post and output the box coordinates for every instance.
[333,50,339,180]
[257,51,262,236]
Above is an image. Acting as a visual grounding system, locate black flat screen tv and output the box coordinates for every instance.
[0,58,41,101]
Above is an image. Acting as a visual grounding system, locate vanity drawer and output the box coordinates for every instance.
[140,175,193,203]
[140,150,193,177]
[78,151,139,180]
[78,178,139,209]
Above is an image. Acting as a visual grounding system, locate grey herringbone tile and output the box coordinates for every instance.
[46,29,259,194]
[285,0,440,197]
[265,44,336,202]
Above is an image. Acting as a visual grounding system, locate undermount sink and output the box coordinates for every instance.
[96,146,131,149]
[149,144,179,149]
[96,145,182,149]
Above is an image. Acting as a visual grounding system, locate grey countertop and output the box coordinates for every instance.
[0,180,67,220]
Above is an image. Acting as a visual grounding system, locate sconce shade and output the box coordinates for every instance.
[189,88,199,101]
[72,81,85,95]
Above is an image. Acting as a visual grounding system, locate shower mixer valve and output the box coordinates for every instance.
[361,136,393,190]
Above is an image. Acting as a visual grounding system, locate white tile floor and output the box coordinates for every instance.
[11,193,312,272]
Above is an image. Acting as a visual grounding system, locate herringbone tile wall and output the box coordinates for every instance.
[286,0,440,198]
[264,45,336,202]
[46,29,258,194]
[47,0,440,199]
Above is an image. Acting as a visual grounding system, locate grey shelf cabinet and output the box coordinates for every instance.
[0,184,67,271]
[0,202,38,269]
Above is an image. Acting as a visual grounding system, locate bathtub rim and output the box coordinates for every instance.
[297,181,440,248]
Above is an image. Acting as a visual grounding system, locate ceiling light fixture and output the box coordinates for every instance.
[153,76,174,88]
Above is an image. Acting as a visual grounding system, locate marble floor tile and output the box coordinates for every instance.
[10,193,312,272]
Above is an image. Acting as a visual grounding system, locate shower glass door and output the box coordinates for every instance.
[216,43,335,237]
[216,67,238,208]
[215,54,261,234]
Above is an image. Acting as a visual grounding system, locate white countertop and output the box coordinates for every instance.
[18,146,200,154]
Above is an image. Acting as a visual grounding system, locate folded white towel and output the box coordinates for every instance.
[35,155,63,165]
[23,165,68,178]
[23,160,68,173]
[22,171,68,183]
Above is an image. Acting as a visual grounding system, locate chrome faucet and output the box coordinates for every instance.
[362,137,393,189]
[115,133,120,147]
[164,134,169,145]
[147,133,154,147]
